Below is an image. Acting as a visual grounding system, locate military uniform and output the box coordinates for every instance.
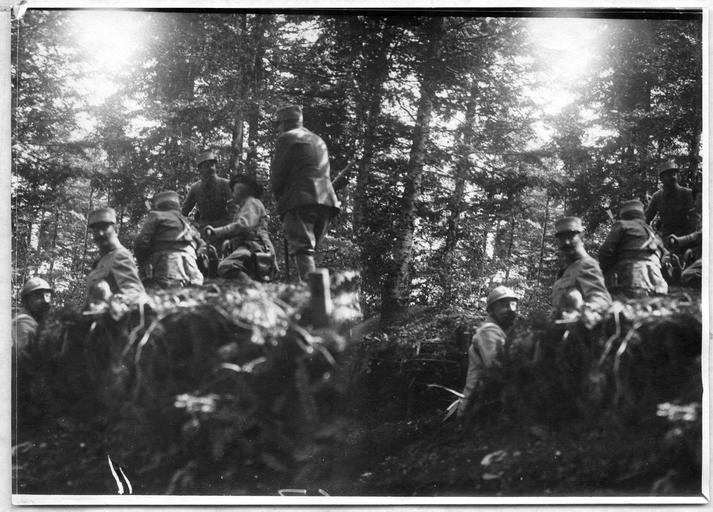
[551,217,611,317]
[599,200,668,298]
[270,105,340,279]
[12,307,38,358]
[181,177,233,229]
[86,207,146,303]
[460,315,508,413]
[674,230,702,287]
[645,160,694,239]
[212,196,277,280]
[645,185,694,238]
[87,246,146,300]
[135,191,205,288]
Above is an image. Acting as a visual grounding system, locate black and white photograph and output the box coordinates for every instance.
[9,2,708,506]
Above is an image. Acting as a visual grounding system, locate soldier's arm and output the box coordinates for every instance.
[13,316,37,357]
[475,324,506,368]
[677,230,702,249]
[212,200,262,239]
[577,259,612,312]
[111,251,147,299]
[181,185,197,217]
[459,343,482,415]
[597,223,622,273]
[269,134,291,199]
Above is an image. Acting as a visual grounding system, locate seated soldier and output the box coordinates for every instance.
[134,190,205,288]
[668,231,702,288]
[598,199,668,298]
[204,174,278,282]
[458,286,519,419]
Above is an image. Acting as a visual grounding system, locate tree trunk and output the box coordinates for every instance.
[536,190,550,285]
[381,17,444,326]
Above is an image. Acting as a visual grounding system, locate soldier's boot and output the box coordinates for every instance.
[295,252,316,282]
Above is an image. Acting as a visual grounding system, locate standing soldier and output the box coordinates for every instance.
[645,159,695,244]
[12,277,53,357]
[204,174,277,282]
[457,286,519,419]
[269,105,340,281]
[86,208,146,307]
[598,199,668,298]
[551,216,612,327]
[134,190,205,288]
[181,149,234,231]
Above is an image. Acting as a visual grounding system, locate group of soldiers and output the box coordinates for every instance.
[12,105,704,420]
[458,158,702,417]
[13,105,341,355]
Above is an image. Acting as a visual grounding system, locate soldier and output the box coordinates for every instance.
[12,277,53,357]
[86,207,146,307]
[598,199,668,298]
[551,216,612,327]
[134,190,205,288]
[204,174,277,282]
[668,230,702,288]
[645,159,694,243]
[269,105,340,281]
[457,286,519,418]
[181,149,234,231]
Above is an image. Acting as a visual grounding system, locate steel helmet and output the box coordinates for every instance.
[486,286,518,309]
[656,159,678,176]
[20,277,52,299]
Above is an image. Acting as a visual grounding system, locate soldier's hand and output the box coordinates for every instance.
[667,235,679,248]
[203,226,215,239]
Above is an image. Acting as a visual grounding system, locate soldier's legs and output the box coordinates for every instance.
[217,246,254,281]
[680,259,702,288]
[283,205,332,281]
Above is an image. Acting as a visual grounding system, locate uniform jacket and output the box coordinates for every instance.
[212,197,276,259]
[12,307,37,356]
[86,244,146,299]
[598,218,665,274]
[269,127,340,217]
[181,176,233,227]
[552,254,612,314]
[645,184,694,237]
[461,316,507,410]
[134,208,203,263]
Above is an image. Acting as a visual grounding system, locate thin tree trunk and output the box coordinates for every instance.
[504,214,516,282]
[81,184,94,273]
[381,17,444,326]
[46,206,59,285]
[536,191,550,285]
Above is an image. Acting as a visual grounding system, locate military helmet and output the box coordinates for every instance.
[554,216,583,235]
[229,173,263,199]
[273,105,303,123]
[197,149,217,166]
[486,286,519,309]
[656,159,678,176]
[88,207,117,227]
[153,190,180,209]
[619,199,644,217]
[20,277,52,298]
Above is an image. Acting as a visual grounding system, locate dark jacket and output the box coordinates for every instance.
[598,218,665,273]
[645,184,694,237]
[181,177,233,227]
[269,127,340,217]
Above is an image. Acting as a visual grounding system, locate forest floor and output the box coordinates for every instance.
[12,288,704,498]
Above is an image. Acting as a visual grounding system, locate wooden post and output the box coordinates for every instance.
[308,268,332,328]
